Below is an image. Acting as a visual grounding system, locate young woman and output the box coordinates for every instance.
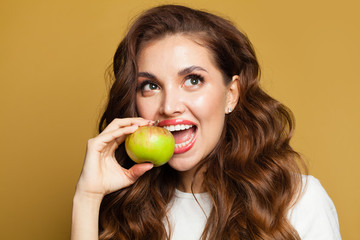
[71,5,341,240]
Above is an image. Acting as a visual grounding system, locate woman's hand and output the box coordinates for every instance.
[75,117,154,200]
[72,118,154,240]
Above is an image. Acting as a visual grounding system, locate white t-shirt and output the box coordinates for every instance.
[166,175,341,240]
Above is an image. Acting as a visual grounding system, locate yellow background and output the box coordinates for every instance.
[1,0,359,239]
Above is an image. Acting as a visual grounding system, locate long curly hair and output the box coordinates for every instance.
[98,4,306,240]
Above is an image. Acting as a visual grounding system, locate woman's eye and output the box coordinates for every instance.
[137,80,160,96]
[143,82,159,91]
[184,75,203,87]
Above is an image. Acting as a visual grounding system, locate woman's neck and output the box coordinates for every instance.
[177,166,206,193]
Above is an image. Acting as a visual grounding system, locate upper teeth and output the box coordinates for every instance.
[163,124,193,132]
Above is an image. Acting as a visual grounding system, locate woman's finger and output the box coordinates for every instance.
[100,118,154,135]
[124,163,154,184]
[88,125,139,153]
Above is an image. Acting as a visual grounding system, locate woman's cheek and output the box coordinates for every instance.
[189,92,224,117]
[188,94,207,111]
[136,97,154,119]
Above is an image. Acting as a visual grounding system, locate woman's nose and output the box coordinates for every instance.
[159,89,185,117]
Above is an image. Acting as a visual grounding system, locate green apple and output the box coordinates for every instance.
[125,126,175,167]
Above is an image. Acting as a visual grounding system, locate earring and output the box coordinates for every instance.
[227,107,232,114]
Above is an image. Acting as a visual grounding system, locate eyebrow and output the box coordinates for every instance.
[137,72,156,79]
[137,65,208,80]
[178,65,208,76]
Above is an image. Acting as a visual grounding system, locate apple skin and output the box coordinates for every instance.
[125,126,175,167]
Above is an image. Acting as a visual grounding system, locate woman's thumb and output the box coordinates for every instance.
[125,163,154,183]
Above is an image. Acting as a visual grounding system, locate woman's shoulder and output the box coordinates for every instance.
[297,175,335,210]
[288,175,342,240]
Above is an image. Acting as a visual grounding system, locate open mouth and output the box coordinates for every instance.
[159,120,197,154]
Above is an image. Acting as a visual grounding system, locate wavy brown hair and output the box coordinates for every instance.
[98,4,306,240]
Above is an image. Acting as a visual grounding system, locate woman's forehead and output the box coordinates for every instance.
[136,34,222,75]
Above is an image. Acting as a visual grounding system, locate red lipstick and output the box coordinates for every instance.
[157,119,196,127]
[157,119,197,154]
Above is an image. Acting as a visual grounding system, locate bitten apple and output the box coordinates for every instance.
[125,126,175,167]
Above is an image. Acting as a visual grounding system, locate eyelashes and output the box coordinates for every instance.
[136,73,205,93]
[136,80,159,92]
[184,74,204,86]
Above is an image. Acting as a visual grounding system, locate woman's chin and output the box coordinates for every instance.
[167,157,200,172]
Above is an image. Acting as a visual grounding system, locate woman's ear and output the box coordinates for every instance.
[225,75,240,114]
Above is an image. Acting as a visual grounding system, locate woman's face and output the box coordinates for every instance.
[136,34,238,172]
